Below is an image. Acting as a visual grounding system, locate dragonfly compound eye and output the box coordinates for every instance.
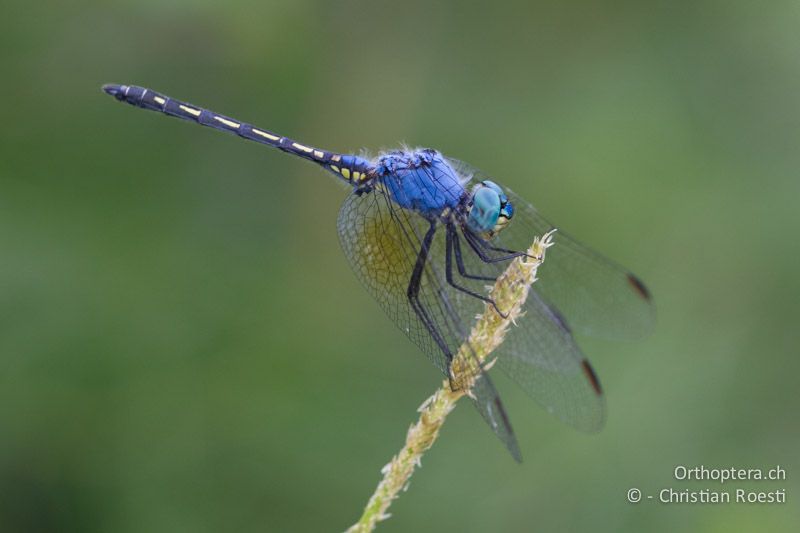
[466,185,501,236]
[466,182,513,238]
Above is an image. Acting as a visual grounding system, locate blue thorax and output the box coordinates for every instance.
[375,149,466,215]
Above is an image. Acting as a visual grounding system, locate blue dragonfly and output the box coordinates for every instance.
[103,84,654,461]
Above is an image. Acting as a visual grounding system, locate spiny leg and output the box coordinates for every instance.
[450,224,495,282]
[445,224,507,317]
[408,226,520,455]
[407,221,453,369]
[462,227,528,257]
[461,226,528,264]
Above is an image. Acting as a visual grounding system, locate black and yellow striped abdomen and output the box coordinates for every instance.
[103,84,374,184]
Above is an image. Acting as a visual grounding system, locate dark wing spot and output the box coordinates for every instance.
[581,360,603,396]
[627,273,652,301]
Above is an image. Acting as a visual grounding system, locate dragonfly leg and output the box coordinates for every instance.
[406,222,498,392]
[407,221,454,371]
[449,224,496,282]
[445,225,508,318]
[461,227,528,264]
[464,227,532,257]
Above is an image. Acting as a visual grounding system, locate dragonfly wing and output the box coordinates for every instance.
[470,370,522,461]
[447,158,655,340]
[410,195,606,431]
[495,290,606,432]
[507,202,655,340]
[336,185,522,460]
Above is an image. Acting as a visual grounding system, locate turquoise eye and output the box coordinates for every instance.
[482,180,501,194]
[482,180,508,203]
[466,181,514,237]
[467,186,501,233]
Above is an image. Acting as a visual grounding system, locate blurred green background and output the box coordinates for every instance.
[1,0,799,531]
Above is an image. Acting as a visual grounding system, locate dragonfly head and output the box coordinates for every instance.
[465,180,514,239]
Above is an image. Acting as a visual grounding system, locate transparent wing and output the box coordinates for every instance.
[412,207,607,432]
[336,184,522,461]
[497,291,605,432]
[448,158,656,340]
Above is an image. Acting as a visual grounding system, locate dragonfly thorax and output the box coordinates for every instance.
[376,148,467,215]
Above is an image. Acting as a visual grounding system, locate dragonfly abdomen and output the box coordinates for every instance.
[102,84,374,185]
